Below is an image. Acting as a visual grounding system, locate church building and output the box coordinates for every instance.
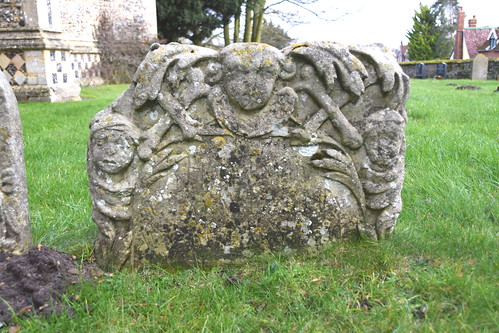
[0,0,157,102]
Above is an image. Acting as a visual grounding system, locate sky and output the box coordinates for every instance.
[265,0,498,49]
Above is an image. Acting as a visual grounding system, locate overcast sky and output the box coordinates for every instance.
[266,0,498,49]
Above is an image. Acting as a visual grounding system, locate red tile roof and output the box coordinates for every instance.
[464,28,499,58]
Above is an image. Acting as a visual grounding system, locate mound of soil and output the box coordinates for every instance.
[456,85,482,90]
[0,246,102,325]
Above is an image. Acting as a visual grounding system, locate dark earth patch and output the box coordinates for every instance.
[0,246,101,326]
[456,85,482,90]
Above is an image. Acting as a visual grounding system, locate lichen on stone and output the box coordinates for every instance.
[88,42,410,270]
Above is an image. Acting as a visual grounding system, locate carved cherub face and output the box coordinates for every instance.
[92,129,136,174]
[220,43,283,111]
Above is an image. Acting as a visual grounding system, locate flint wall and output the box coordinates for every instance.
[399,59,499,80]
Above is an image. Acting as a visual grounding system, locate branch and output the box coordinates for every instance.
[279,0,322,19]
[265,0,347,23]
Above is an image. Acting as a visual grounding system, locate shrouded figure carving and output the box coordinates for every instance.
[360,110,406,239]
[0,71,31,255]
[0,169,20,252]
[88,42,409,269]
[88,112,140,269]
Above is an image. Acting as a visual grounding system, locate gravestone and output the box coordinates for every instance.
[472,54,488,80]
[436,62,447,79]
[416,62,426,79]
[88,42,410,270]
[0,71,31,254]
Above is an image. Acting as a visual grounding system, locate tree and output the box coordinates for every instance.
[156,0,242,45]
[94,12,151,84]
[224,0,321,45]
[407,4,439,61]
[431,0,460,59]
[260,20,294,48]
[231,0,267,44]
[156,0,323,46]
[431,0,459,26]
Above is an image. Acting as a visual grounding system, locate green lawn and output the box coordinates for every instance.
[13,79,499,331]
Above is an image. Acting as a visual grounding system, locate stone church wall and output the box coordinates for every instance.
[0,0,26,29]
[0,0,157,102]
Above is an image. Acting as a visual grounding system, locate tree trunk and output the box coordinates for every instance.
[243,1,253,42]
[254,2,265,42]
[251,0,265,42]
[224,23,231,46]
[251,11,258,41]
[234,15,240,43]
[192,27,202,45]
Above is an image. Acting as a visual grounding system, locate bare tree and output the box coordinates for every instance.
[223,0,347,45]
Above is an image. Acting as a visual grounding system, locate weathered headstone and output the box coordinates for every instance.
[472,54,488,80]
[436,62,447,79]
[0,71,31,254]
[416,62,426,79]
[88,42,410,270]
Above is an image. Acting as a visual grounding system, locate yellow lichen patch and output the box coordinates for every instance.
[223,128,234,137]
[137,243,148,252]
[263,57,274,67]
[153,243,169,256]
[196,229,213,246]
[230,47,256,65]
[230,232,241,247]
[205,193,214,207]
[212,136,226,148]
[144,206,156,216]
[251,148,261,156]
[2,196,18,204]
[291,43,308,50]
[0,128,9,143]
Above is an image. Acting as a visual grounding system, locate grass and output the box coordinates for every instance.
[11,79,499,331]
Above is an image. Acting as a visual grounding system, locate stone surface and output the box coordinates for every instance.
[472,54,489,80]
[88,42,410,270]
[0,71,31,255]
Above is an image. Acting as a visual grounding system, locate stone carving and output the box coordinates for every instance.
[0,71,31,254]
[88,42,409,269]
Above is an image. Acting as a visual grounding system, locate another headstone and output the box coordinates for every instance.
[88,42,410,270]
[472,54,488,80]
[0,71,31,254]
[416,62,426,79]
[436,62,447,79]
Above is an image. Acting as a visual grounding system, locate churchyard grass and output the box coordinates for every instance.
[13,79,498,331]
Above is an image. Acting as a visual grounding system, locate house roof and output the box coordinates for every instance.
[477,40,499,53]
[464,27,499,58]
